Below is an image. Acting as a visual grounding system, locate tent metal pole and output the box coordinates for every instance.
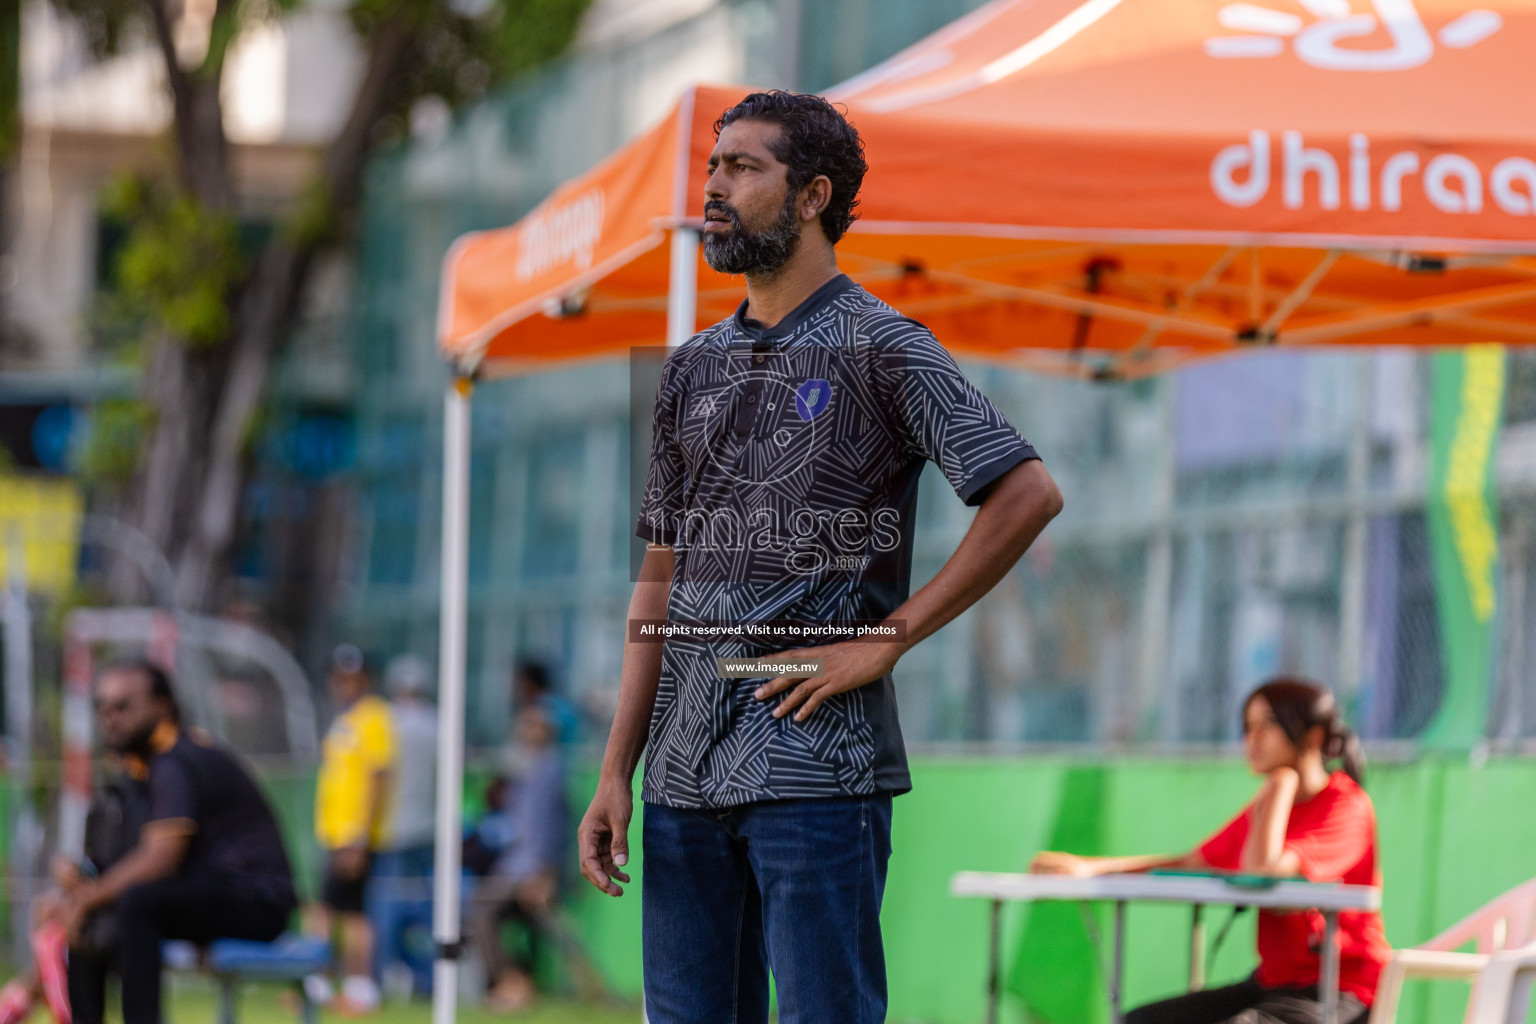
[433,373,473,1024]
[1337,354,1372,702]
[5,532,39,973]
[636,225,694,1024]
[1140,375,1175,738]
[667,227,699,347]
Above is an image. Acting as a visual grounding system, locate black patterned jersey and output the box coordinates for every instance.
[636,274,1039,808]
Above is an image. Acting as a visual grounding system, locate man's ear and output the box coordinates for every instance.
[800,176,833,223]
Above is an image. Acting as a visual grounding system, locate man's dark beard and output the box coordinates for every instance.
[701,186,801,276]
[109,717,159,758]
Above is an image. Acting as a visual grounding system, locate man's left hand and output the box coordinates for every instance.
[62,885,99,945]
[752,640,901,722]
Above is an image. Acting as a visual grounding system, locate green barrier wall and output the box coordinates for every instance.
[8,755,1529,1024]
[563,756,1536,1024]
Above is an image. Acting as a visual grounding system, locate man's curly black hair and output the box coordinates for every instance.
[713,91,867,245]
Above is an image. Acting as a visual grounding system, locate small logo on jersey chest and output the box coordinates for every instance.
[795,379,831,421]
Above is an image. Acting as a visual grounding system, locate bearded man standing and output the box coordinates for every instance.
[577,91,1064,1024]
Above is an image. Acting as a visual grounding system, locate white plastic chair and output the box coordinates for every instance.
[1466,945,1536,1024]
[1370,877,1536,1024]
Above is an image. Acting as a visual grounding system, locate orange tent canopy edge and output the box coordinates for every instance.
[440,0,1536,379]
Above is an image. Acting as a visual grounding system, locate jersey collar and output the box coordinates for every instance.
[732,273,855,343]
[149,719,181,755]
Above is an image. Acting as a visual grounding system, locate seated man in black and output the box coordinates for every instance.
[57,754,152,1024]
[62,660,298,1024]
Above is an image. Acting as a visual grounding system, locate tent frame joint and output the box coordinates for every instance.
[1404,255,1448,274]
[1235,324,1277,346]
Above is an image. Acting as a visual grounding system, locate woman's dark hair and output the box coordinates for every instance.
[713,91,868,244]
[1245,677,1364,785]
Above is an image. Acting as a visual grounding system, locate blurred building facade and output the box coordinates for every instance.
[0,0,366,754]
[333,0,1536,754]
[8,0,1536,755]
[7,0,365,371]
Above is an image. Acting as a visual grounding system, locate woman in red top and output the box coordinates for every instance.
[1031,677,1391,1024]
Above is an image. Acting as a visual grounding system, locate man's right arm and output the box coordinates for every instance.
[64,757,197,941]
[577,542,674,897]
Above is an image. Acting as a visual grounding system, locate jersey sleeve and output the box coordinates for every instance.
[636,357,688,545]
[1284,791,1374,881]
[1197,806,1251,870]
[147,756,199,835]
[359,703,396,771]
[874,318,1039,505]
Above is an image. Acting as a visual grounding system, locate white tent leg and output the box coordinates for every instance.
[5,534,40,973]
[666,227,699,348]
[433,374,473,1023]
[640,225,694,1021]
[1337,354,1371,702]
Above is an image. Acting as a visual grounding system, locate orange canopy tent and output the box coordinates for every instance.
[424,1,1536,1007]
[441,0,1536,381]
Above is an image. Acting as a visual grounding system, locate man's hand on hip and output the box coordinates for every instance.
[578,776,634,897]
[753,640,900,722]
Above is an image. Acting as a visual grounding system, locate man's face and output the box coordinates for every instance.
[702,119,802,277]
[329,668,368,706]
[94,668,164,756]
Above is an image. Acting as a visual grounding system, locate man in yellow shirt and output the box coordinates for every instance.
[306,644,396,1014]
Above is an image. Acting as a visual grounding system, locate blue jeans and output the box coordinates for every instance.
[366,844,435,991]
[641,793,894,1024]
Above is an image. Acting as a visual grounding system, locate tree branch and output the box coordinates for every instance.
[197,0,241,81]
[319,12,414,212]
[143,0,232,208]
[173,11,419,609]
[143,0,187,95]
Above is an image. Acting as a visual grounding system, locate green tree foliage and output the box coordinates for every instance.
[0,0,18,162]
[78,398,150,485]
[43,0,140,60]
[46,0,592,609]
[74,0,593,347]
[101,176,244,347]
[350,0,593,136]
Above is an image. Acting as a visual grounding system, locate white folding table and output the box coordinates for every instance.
[950,872,1381,1024]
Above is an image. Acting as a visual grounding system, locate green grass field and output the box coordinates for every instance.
[27,979,641,1024]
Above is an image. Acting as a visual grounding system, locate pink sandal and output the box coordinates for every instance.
[0,979,34,1024]
[30,923,70,1024]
